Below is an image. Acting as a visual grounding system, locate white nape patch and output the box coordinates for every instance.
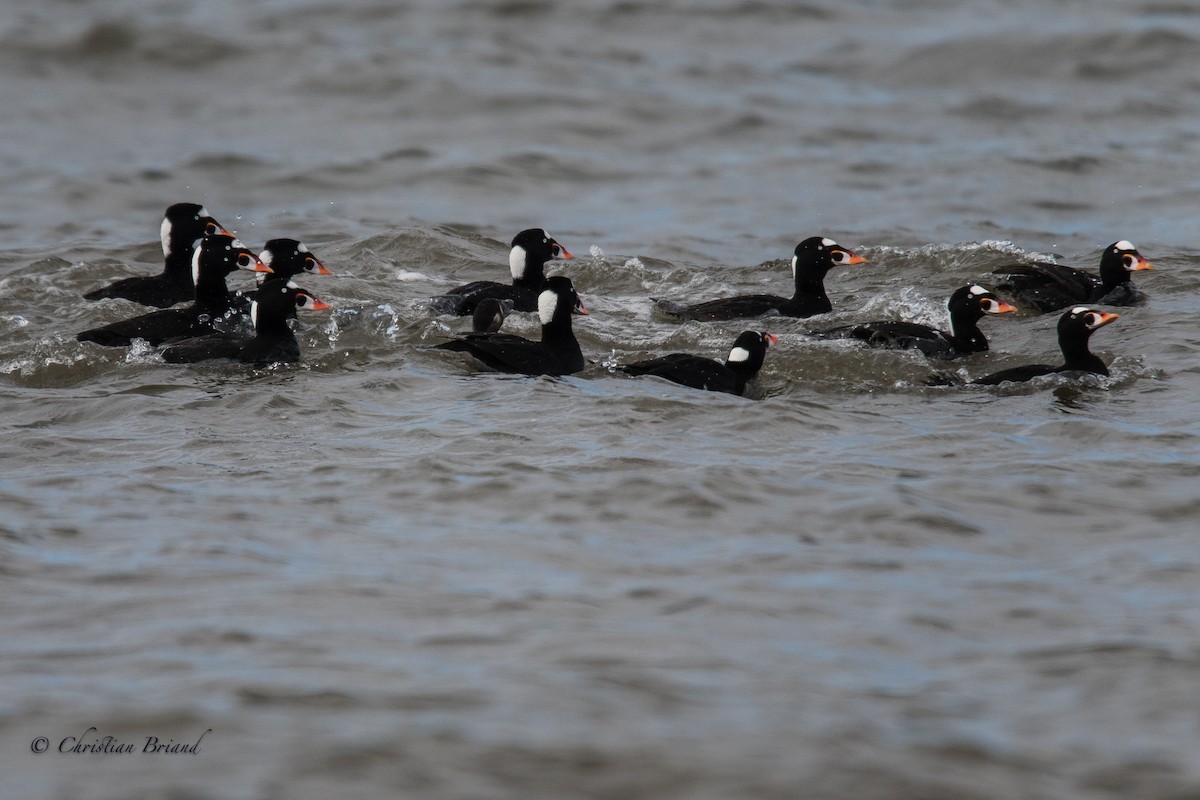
[1070,306,1090,315]
[510,245,528,280]
[791,255,798,280]
[1115,240,1135,251]
[727,346,752,363]
[191,245,203,288]
[250,300,259,330]
[538,288,557,325]
[160,217,173,257]
[969,284,987,296]
[821,238,838,247]
[256,249,274,286]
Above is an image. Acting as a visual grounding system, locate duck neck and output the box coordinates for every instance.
[947,311,988,353]
[790,270,830,307]
[511,248,547,289]
[254,311,294,339]
[1098,255,1128,291]
[163,239,196,282]
[193,269,234,313]
[1060,334,1105,373]
[541,313,576,346]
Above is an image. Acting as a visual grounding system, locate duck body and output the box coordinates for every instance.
[430,229,573,316]
[817,285,1017,358]
[622,331,777,395]
[654,237,867,321]
[993,241,1152,314]
[162,280,330,366]
[970,306,1118,385]
[83,203,231,308]
[436,276,588,376]
[77,234,269,347]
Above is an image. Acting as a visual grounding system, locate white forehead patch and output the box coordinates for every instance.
[1070,305,1090,315]
[821,238,837,247]
[160,217,173,257]
[1115,240,1135,251]
[538,288,557,325]
[231,238,246,249]
[969,284,987,296]
[510,244,528,280]
[727,346,751,363]
[198,206,211,218]
[286,280,300,289]
[298,242,309,253]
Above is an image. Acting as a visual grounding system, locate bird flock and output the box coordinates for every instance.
[75,202,1155,395]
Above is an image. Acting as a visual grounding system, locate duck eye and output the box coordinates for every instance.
[237,254,250,267]
[204,223,217,235]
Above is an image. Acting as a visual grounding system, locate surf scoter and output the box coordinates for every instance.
[435,275,588,376]
[992,240,1153,314]
[76,234,270,347]
[621,330,778,396]
[815,284,1017,358]
[653,236,868,321]
[83,203,232,308]
[161,280,330,366]
[230,238,331,312]
[969,306,1119,385]
[471,297,514,333]
[429,228,574,316]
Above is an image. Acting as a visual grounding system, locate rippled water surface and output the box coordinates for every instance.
[4,1,1200,798]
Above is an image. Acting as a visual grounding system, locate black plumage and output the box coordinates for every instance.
[161,280,330,366]
[622,331,777,396]
[992,240,1153,314]
[429,228,574,316]
[435,275,588,376]
[230,238,331,312]
[970,306,1119,385]
[815,284,1017,358]
[76,234,270,347]
[83,202,231,308]
[653,236,867,321]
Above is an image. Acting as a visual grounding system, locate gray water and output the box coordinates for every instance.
[4,1,1200,798]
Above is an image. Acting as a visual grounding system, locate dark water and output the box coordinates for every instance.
[4,1,1200,798]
